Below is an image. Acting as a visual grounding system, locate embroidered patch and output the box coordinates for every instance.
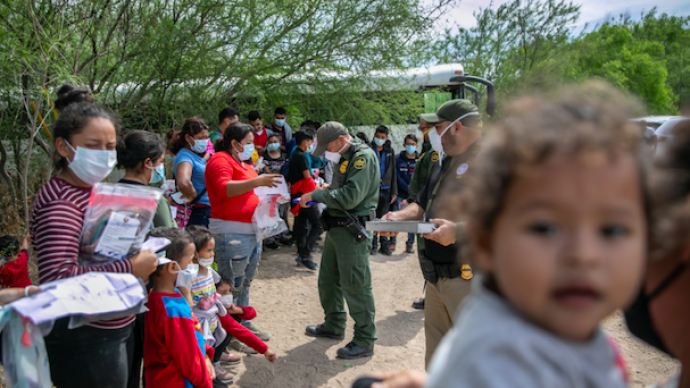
[461,264,473,280]
[430,152,439,163]
[353,156,366,170]
[457,163,469,176]
[339,160,349,174]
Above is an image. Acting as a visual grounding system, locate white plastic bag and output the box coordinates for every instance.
[252,194,288,240]
[79,183,163,265]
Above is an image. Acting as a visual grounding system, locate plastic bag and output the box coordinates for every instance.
[252,194,288,240]
[79,183,163,265]
[0,306,52,388]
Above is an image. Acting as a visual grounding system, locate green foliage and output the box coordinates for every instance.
[432,1,689,115]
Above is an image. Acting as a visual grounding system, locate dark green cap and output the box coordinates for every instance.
[421,99,480,125]
[313,121,349,156]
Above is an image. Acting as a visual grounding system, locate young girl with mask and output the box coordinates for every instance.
[30,98,158,388]
[171,117,211,227]
[117,130,176,228]
[206,123,282,347]
[263,134,287,175]
[186,225,241,384]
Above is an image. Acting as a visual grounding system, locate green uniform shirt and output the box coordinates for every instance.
[312,143,380,218]
[408,143,439,202]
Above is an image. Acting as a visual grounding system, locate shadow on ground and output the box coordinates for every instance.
[375,310,424,347]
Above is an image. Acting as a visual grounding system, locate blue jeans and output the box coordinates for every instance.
[393,197,415,246]
[214,232,262,325]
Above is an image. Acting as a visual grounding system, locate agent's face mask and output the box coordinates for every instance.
[175,262,199,289]
[189,138,208,153]
[324,137,349,163]
[65,141,117,185]
[429,112,481,164]
[149,163,165,184]
[624,262,687,355]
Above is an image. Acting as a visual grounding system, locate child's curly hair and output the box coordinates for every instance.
[648,119,690,259]
[440,81,651,260]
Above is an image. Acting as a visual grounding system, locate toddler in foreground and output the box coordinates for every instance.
[426,83,649,387]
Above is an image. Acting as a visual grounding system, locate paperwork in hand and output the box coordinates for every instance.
[365,220,437,234]
[253,175,290,203]
[10,272,146,326]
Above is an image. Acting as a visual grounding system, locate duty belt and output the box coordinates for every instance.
[419,251,462,283]
[328,214,373,228]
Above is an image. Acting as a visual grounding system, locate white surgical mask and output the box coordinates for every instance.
[65,141,117,185]
[219,294,233,307]
[198,256,214,268]
[324,138,350,163]
[235,143,255,161]
[175,263,199,289]
[429,112,481,165]
[189,138,208,153]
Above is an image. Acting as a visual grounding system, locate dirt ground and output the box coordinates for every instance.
[0,237,678,387]
[219,239,680,388]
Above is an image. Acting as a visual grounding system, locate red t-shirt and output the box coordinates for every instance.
[0,250,33,288]
[254,128,268,150]
[205,152,260,223]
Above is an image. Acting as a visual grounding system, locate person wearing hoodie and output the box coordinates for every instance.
[394,134,419,254]
[369,125,398,256]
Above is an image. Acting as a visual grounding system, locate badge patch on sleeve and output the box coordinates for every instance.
[461,264,473,280]
[353,156,366,170]
[430,152,439,163]
[339,160,349,174]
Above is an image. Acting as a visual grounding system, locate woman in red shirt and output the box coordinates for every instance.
[205,123,282,342]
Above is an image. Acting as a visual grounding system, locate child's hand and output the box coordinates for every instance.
[205,355,216,380]
[264,349,277,363]
[228,304,244,315]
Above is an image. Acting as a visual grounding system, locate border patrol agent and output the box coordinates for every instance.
[299,122,380,359]
[381,100,483,367]
[407,120,439,310]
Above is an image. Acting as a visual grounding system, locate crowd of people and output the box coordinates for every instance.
[0,80,689,388]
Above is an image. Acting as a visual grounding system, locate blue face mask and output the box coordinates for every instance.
[274,119,286,127]
[189,138,208,153]
[373,138,386,146]
[149,163,165,184]
[236,143,255,161]
[307,143,316,154]
[267,143,280,152]
[405,145,417,155]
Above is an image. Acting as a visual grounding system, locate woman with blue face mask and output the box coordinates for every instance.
[117,130,176,229]
[171,117,211,227]
[206,122,283,346]
[29,92,158,388]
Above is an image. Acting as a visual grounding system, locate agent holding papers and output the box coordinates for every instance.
[29,95,158,388]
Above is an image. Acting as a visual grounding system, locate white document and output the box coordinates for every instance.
[141,237,171,253]
[253,175,290,202]
[169,205,178,220]
[171,192,191,205]
[10,272,146,326]
[94,211,141,260]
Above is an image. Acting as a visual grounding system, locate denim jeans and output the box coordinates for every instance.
[214,232,262,324]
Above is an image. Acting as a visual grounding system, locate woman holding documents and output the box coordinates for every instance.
[29,98,158,388]
[205,122,282,343]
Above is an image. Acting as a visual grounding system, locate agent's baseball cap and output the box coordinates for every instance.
[421,99,480,125]
[313,121,349,156]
